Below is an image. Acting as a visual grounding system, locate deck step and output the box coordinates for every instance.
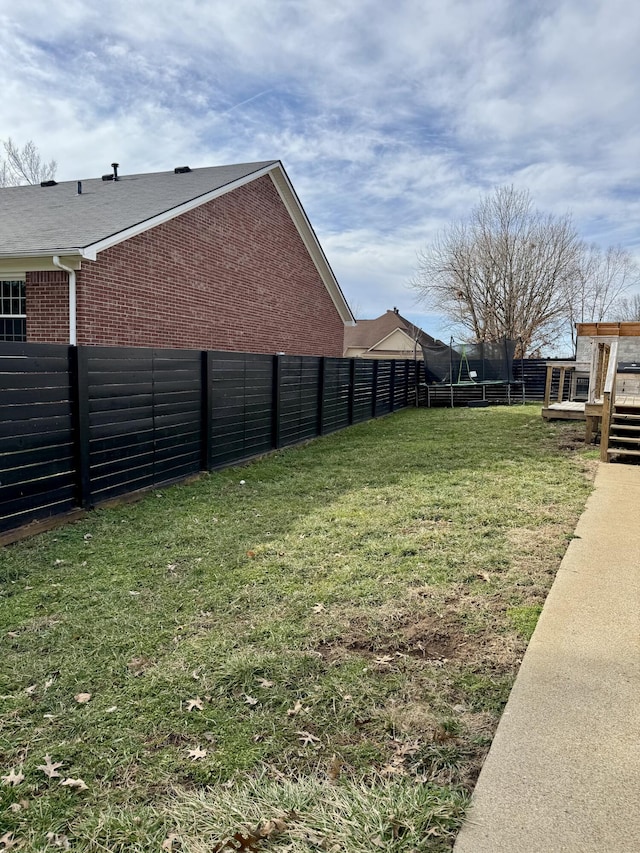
[607,447,640,457]
[612,411,640,419]
[610,424,640,431]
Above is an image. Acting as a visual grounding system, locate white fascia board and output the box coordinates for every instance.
[0,253,83,273]
[367,327,414,353]
[83,164,278,259]
[268,166,356,326]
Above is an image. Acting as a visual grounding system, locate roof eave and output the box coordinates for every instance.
[0,250,86,273]
[267,164,356,326]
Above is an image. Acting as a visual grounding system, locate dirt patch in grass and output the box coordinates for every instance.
[315,601,523,678]
[317,612,459,662]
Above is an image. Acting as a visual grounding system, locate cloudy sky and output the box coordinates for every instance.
[1,0,639,344]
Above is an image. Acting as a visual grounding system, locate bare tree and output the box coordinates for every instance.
[411,186,581,355]
[613,292,640,321]
[568,244,640,345]
[0,138,57,186]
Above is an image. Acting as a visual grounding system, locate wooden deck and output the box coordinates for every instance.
[541,401,586,421]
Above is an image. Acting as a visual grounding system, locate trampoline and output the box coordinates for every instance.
[421,338,525,407]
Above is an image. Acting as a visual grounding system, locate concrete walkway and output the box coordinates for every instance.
[454,463,640,853]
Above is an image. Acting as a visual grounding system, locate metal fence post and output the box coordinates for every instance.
[272,354,282,448]
[70,345,91,509]
[201,350,213,471]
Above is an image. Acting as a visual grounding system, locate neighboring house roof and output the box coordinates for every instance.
[344,309,442,351]
[0,160,355,324]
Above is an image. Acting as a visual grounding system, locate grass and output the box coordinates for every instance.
[0,405,594,851]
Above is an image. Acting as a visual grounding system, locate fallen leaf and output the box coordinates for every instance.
[287,700,304,717]
[246,550,256,558]
[37,754,63,779]
[256,678,274,688]
[379,762,407,777]
[44,677,56,690]
[24,685,37,695]
[161,833,181,851]
[74,693,91,704]
[186,746,207,761]
[60,777,88,791]
[45,832,71,850]
[374,655,395,665]
[243,694,258,706]
[259,818,287,838]
[312,603,325,613]
[83,533,92,541]
[105,706,118,713]
[186,697,203,712]
[127,656,152,676]
[128,590,140,596]
[7,631,19,639]
[54,559,64,566]
[0,832,22,850]
[296,730,321,747]
[212,829,261,852]
[328,754,342,781]
[1,768,25,787]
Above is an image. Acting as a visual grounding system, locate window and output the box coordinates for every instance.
[0,279,26,341]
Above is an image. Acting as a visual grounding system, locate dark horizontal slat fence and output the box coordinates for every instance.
[0,342,77,531]
[0,344,418,537]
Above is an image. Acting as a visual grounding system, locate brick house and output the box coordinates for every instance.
[343,308,441,359]
[0,161,354,356]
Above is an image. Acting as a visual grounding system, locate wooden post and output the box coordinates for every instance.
[600,391,612,462]
[557,366,566,402]
[544,365,553,408]
[70,345,91,509]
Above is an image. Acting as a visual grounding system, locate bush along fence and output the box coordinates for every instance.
[0,342,419,538]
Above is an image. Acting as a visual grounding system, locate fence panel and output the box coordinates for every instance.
[322,358,351,434]
[152,348,202,484]
[353,360,374,423]
[209,352,273,468]
[0,342,76,532]
[280,356,321,447]
[375,360,392,415]
[86,346,156,502]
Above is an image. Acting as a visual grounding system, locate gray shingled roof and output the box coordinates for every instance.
[0,161,277,257]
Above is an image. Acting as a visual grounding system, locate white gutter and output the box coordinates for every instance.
[52,255,77,345]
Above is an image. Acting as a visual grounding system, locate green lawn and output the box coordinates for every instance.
[0,406,593,851]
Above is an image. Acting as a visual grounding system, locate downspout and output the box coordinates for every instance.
[52,256,77,345]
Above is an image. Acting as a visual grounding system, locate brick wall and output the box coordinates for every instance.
[30,175,345,356]
[26,271,69,343]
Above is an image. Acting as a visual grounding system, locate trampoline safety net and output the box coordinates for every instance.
[421,339,517,384]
